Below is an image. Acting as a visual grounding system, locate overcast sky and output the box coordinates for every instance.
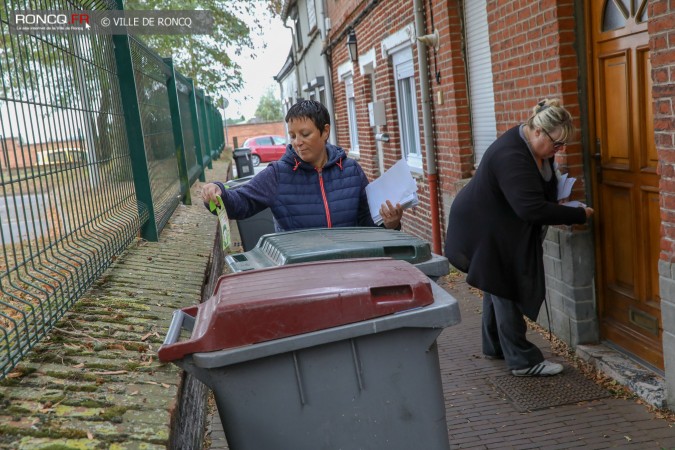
[226,7,292,121]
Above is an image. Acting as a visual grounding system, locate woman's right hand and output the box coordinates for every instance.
[584,207,594,219]
[201,183,222,205]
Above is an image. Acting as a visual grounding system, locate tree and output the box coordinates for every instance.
[254,88,283,122]
[226,116,245,125]
[125,0,283,106]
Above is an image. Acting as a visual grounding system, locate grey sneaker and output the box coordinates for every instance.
[511,360,563,377]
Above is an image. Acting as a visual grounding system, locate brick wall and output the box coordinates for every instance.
[487,0,586,200]
[650,0,675,407]
[651,0,675,262]
[1,138,85,169]
[225,121,286,149]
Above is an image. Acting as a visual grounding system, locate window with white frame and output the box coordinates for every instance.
[319,87,326,106]
[307,0,317,32]
[344,74,359,155]
[292,8,303,50]
[392,48,421,169]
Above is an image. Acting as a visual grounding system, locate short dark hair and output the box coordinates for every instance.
[285,99,330,132]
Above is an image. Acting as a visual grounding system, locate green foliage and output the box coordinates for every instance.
[254,88,283,122]
[125,0,283,104]
[225,115,245,125]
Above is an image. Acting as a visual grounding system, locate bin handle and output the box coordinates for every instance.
[158,306,198,362]
[162,309,196,347]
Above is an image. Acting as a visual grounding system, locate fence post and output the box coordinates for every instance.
[216,108,225,154]
[197,89,213,169]
[111,14,158,241]
[206,97,217,160]
[187,78,206,182]
[164,57,191,205]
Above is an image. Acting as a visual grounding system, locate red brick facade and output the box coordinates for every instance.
[327,0,475,245]
[651,0,675,262]
[224,121,286,149]
[324,0,675,386]
[325,0,626,246]
[1,138,84,170]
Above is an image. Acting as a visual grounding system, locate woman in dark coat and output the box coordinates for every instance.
[444,99,594,376]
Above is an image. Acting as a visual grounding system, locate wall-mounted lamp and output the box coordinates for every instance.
[346,28,358,63]
[417,29,440,50]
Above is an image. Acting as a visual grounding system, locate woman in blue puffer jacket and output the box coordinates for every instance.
[201,100,403,231]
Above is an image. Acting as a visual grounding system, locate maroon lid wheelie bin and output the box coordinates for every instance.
[159,258,460,450]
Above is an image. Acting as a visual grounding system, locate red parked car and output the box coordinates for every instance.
[242,135,287,166]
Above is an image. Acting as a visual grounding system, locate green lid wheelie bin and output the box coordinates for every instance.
[224,227,449,279]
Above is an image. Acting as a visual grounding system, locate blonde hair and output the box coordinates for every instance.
[525,98,576,143]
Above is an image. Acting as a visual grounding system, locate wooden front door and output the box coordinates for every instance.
[590,0,662,368]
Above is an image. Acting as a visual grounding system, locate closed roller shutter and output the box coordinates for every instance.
[465,0,497,167]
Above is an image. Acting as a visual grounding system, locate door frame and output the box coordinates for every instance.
[581,0,663,369]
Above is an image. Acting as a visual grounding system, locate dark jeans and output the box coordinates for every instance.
[482,291,544,370]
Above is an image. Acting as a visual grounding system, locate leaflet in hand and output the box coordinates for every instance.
[557,173,576,200]
[561,200,586,208]
[365,159,419,225]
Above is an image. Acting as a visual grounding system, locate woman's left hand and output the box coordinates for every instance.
[380,200,403,229]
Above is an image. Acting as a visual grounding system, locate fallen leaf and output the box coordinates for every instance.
[161,383,170,388]
[87,431,94,440]
[141,332,153,341]
[92,370,127,375]
[130,390,139,395]
[624,436,632,442]
[73,363,85,369]
[7,372,22,378]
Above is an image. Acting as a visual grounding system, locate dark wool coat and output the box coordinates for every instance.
[215,143,376,231]
[444,126,587,319]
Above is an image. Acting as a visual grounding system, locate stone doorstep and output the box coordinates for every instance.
[576,343,667,408]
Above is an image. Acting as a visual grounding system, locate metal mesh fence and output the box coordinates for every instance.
[0,0,223,377]
[176,72,200,185]
[130,37,181,231]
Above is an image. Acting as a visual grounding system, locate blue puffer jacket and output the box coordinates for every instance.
[215,143,376,231]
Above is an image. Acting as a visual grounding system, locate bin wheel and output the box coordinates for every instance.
[251,154,261,166]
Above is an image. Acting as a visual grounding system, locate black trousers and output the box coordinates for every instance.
[481,291,544,370]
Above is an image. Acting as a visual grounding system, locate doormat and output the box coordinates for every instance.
[490,368,611,412]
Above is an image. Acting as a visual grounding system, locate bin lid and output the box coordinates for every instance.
[256,227,432,265]
[223,175,255,189]
[158,258,433,361]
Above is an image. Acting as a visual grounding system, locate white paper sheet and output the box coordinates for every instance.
[561,200,586,208]
[365,159,419,225]
[557,173,576,200]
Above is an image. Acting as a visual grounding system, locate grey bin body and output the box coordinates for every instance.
[170,281,459,450]
[225,227,449,279]
[233,147,254,178]
[223,176,275,252]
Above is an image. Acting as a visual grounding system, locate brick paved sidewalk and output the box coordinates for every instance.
[436,273,675,449]
[206,270,675,449]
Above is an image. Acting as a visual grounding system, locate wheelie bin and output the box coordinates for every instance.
[224,227,449,279]
[159,258,460,450]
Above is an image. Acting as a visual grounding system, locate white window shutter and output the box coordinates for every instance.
[464,0,497,167]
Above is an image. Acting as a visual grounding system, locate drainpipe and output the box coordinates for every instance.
[320,0,337,144]
[413,0,441,254]
[284,21,302,102]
